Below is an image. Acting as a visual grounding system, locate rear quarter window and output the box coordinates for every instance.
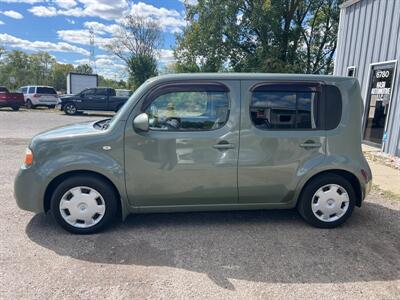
[322,85,342,130]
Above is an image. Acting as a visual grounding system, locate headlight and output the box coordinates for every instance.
[24,148,33,166]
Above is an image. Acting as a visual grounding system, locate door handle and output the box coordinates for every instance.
[213,141,235,150]
[299,141,322,149]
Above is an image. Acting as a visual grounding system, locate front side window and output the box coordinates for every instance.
[28,87,35,94]
[81,89,95,97]
[144,90,230,131]
[250,85,318,130]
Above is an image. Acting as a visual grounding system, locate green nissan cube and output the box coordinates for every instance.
[14,74,372,234]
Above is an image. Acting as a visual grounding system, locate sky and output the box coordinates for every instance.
[0,0,194,80]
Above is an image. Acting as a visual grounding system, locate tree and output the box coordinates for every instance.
[74,64,93,74]
[0,50,33,90]
[51,62,74,92]
[106,14,162,89]
[175,0,341,74]
[29,51,56,85]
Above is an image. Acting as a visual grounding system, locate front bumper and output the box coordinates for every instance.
[14,166,45,214]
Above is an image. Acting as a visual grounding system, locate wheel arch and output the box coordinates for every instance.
[297,169,363,207]
[44,170,123,218]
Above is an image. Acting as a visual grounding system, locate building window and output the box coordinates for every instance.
[347,66,356,77]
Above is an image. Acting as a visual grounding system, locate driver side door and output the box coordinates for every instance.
[124,80,240,207]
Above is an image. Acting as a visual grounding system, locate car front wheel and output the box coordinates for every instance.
[64,103,77,115]
[297,173,356,228]
[50,175,118,234]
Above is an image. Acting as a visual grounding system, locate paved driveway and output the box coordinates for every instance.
[1,110,399,299]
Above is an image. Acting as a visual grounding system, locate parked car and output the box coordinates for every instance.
[14,74,372,234]
[58,87,130,115]
[19,86,59,109]
[0,86,25,111]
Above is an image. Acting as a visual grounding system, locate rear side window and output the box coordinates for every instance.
[250,84,319,130]
[143,84,230,131]
[28,87,35,94]
[37,87,57,94]
[96,88,108,96]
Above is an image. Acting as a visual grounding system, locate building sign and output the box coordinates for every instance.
[370,67,394,106]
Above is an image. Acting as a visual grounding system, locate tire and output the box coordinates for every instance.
[26,99,35,109]
[64,103,77,115]
[297,173,355,228]
[48,105,55,109]
[50,175,118,234]
[12,106,20,111]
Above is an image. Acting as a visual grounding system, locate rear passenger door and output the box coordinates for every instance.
[238,81,327,204]
[93,88,108,110]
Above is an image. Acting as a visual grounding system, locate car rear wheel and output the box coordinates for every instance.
[297,174,355,228]
[50,175,118,234]
[12,106,20,111]
[26,100,35,109]
[64,103,77,115]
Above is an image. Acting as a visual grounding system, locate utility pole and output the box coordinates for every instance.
[89,28,96,72]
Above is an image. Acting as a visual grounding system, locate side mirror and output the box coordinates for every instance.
[133,113,149,132]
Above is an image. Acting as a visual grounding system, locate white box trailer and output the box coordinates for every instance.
[67,72,98,95]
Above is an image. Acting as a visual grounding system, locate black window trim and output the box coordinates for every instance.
[140,81,231,132]
[249,81,323,131]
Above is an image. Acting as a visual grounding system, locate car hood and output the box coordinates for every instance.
[31,121,100,146]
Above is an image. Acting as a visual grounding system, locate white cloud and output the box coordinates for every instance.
[54,0,77,9]
[129,2,185,33]
[179,0,198,5]
[158,49,175,64]
[29,0,128,20]
[57,29,111,48]
[66,18,75,24]
[74,55,127,80]
[0,33,89,56]
[1,10,24,19]
[0,0,42,3]
[28,1,185,33]
[83,21,120,35]
[0,20,4,25]
[28,6,57,17]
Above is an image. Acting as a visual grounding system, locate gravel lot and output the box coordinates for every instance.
[1,109,399,299]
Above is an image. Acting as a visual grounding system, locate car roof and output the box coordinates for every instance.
[149,73,355,84]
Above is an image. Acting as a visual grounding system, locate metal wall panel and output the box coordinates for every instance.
[334,0,400,156]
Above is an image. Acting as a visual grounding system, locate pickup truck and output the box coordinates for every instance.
[58,87,130,115]
[0,87,25,111]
